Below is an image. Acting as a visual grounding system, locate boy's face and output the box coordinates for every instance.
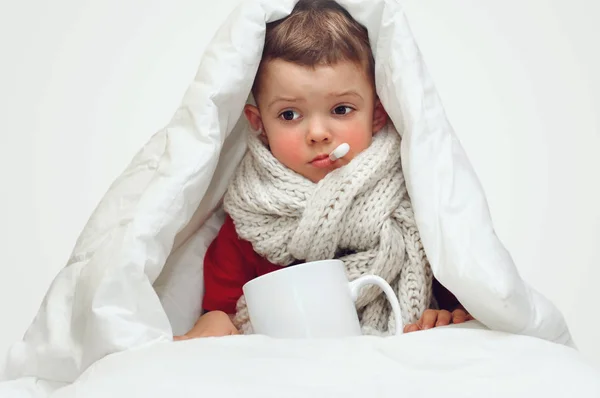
[244,59,388,183]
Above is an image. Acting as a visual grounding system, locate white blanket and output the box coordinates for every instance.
[0,0,587,394]
[2,323,599,398]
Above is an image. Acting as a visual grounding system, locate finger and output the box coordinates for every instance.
[404,324,420,333]
[466,313,474,321]
[420,309,438,330]
[435,310,452,327]
[452,309,468,324]
[173,335,189,342]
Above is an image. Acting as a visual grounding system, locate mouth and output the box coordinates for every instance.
[310,153,334,168]
[311,154,329,162]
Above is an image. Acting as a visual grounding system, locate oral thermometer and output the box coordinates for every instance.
[329,143,350,161]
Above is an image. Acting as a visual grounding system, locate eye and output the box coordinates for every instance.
[333,106,354,115]
[279,110,301,121]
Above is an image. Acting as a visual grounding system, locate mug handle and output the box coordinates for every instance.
[348,275,404,336]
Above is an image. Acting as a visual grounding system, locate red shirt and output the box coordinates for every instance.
[202,215,460,314]
[202,215,284,314]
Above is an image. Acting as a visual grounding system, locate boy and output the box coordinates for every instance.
[175,0,471,340]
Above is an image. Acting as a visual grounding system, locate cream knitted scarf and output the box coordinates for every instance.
[223,125,433,335]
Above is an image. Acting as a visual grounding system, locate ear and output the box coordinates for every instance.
[244,104,263,132]
[372,98,388,134]
[244,104,269,145]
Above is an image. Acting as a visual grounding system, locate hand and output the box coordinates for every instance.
[173,310,240,341]
[403,308,473,333]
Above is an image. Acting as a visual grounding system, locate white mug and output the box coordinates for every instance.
[242,259,404,338]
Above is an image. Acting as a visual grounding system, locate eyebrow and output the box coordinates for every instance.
[267,96,299,110]
[327,90,363,100]
[266,90,364,110]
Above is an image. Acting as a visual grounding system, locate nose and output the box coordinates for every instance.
[306,117,332,144]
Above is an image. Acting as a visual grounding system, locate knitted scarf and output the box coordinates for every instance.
[223,125,433,335]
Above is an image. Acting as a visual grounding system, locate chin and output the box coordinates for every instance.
[305,172,326,183]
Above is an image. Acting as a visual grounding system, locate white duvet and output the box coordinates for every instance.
[2,323,600,398]
[2,0,597,395]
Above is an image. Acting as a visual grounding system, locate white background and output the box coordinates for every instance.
[0,0,598,369]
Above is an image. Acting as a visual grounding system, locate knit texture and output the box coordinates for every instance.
[223,125,433,335]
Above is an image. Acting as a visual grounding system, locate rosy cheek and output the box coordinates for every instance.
[340,125,373,158]
[269,135,306,167]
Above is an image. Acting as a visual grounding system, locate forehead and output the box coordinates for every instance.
[255,59,373,100]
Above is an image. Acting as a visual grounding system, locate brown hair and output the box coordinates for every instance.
[252,0,375,99]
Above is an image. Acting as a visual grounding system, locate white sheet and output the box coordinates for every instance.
[0,0,584,394]
[4,323,598,398]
